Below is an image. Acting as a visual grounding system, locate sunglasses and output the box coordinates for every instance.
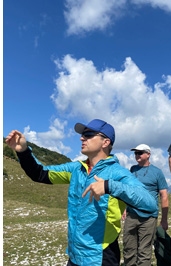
[134,151,146,156]
[81,131,106,139]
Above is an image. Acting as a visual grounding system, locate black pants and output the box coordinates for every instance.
[67,238,120,266]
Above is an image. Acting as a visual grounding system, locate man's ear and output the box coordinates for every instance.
[102,138,111,148]
[147,152,151,159]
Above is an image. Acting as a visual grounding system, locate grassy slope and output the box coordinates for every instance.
[3,156,171,266]
[3,156,69,265]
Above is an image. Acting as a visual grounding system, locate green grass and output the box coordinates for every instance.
[3,157,69,209]
[3,157,69,265]
[3,156,171,265]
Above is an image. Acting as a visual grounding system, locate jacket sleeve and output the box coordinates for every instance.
[17,147,73,184]
[106,164,158,213]
[108,179,157,213]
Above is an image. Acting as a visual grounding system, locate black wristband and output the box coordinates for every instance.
[105,180,109,194]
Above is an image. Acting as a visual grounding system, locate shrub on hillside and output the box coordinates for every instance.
[3,145,18,161]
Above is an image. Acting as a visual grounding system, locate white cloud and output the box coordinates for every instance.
[166,178,171,187]
[115,152,135,170]
[149,148,171,178]
[131,0,171,12]
[64,0,127,35]
[51,55,171,150]
[64,0,171,35]
[155,75,171,90]
[72,152,87,162]
[23,119,72,155]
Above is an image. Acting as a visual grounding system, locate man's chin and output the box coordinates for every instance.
[81,150,88,155]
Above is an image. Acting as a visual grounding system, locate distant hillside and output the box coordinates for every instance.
[3,137,71,165]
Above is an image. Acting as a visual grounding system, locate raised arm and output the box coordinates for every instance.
[6,130,72,185]
[6,130,52,184]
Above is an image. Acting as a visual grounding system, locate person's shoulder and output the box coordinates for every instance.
[150,164,162,172]
[73,160,84,166]
[109,154,120,163]
[130,164,138,169]
[149,164,165,177]
[62,160,82,169]
[130,164,139,172]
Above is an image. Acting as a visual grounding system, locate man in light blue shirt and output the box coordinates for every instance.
[123,144,169,266]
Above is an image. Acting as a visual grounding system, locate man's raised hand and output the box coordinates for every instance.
[6,130,27,152]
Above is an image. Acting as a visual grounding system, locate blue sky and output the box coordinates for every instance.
[3,0,171,182]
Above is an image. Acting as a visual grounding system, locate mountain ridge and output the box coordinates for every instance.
[3,137,71,165]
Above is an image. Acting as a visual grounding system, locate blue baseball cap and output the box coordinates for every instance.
[74,119,115,145]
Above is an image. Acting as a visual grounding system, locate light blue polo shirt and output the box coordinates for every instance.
[127,164,168,217]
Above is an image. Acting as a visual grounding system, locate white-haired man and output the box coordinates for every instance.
[123,144,169,266]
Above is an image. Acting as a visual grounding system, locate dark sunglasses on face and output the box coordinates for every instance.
[134,151,146,156]
[81,131,106,139]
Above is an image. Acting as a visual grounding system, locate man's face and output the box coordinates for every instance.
[80,129,107,156]
[134,150,150,165]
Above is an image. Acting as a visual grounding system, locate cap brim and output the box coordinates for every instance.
[130,148,150,152]
[74,123,87,134]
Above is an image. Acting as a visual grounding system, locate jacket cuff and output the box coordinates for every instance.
[16,147,31,158]
[105,180,109,194]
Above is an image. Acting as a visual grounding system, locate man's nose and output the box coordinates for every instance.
[80,135,87,141]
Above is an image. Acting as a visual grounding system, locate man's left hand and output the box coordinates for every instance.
[82,175,105,203]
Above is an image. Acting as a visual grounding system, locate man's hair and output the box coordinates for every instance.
[108,144,113,154]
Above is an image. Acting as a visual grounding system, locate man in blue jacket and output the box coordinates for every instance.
[6,119,157,266]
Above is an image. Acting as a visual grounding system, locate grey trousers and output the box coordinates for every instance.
[123,213,157,266]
